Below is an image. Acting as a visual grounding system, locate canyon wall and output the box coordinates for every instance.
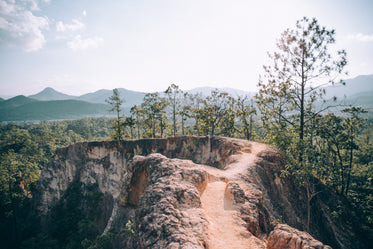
[35,136,356,248]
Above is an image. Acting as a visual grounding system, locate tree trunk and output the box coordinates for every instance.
[117,110,121,140]
[137,124,140,139]
[173,100,176,137]
[130,127,133,139]
[336,145,345,195]
[299,44,306,166]
[305,180,310,233]
[345,146,354,196]
[195,118,200,136]
[152,118,156,138]
[242,114,250,140]
[249,114,253,140]
[181,116,185,135]
[160,120,164,138]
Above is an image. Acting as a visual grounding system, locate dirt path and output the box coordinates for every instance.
[200,142,268,249]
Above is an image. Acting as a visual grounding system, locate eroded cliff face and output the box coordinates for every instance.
[36,136,353,248]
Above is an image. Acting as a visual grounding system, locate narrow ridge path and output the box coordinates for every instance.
[199,142,269,248]
[200,181,265,249]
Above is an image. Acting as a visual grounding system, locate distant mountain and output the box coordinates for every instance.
[77,89,112,104]
[321,75,373,114]
[2,74,372,122]
[29,87,76,101]
[28,87,146,107]
[342,90,373,111]
[0,96,110,122]
[324,75,373,99]
[77,88,146,107]
[0,95,13,100]
[187,87,255,97]
[0,95,38,109]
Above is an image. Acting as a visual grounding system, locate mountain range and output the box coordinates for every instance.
[28,87,147,107]
[0,95,109,122]
[1,74,372,122]
[324,75,373,99]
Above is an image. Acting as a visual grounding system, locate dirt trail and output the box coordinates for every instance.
[200,142,267,249]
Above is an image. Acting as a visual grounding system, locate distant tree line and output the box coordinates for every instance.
[105,86,258,140]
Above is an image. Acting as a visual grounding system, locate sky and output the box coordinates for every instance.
[0,0,372,97]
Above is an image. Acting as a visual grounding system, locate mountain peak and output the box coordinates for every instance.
[29,87,76,101]
[42,87,57,92]
[37,87,61,95]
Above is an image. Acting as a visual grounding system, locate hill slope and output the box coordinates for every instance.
[0,96,109,122]
[344,90,373,111]
[325,74,373,99]
[0,95,39,110]
[77,88,146,107]
[29,87,77,101]
[187,86,255,97]
[28,87,146,107]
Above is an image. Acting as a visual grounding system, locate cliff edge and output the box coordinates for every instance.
[35,136,355,248]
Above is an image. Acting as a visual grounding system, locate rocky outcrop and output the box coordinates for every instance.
[267,224,332,249]
[35,136,355,248]
[128,154,208,248]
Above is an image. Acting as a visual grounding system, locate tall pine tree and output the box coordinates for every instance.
[256,17,348,232]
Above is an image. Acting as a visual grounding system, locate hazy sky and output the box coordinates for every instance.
[1,0,372,96]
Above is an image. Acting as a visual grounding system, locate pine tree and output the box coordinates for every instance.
[106,89,125,140]
[255,17,348,232]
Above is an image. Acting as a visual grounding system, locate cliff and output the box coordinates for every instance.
[35,136,356,248]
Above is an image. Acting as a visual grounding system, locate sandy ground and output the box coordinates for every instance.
[200,142,267,249]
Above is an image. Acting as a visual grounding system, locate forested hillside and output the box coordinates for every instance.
[0,97,110,122]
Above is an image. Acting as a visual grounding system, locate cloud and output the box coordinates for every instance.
[67,35,103,50]
[56,19,85,32]
[347,33,373,42]
[26,0,40,11]
[82,10,87,17]
[0,0,49,51]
